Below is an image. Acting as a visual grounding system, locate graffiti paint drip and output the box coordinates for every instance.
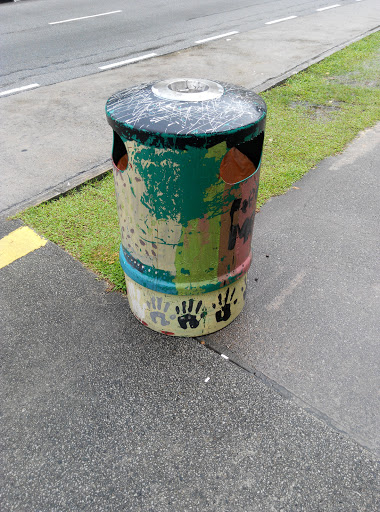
[228,194,255,251]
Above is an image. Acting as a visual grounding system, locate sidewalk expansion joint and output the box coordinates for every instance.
[196,337,377,456]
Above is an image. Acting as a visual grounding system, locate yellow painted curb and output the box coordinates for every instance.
[0,227,47,269]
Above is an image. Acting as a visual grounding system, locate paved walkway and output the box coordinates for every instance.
[2,125,379,511]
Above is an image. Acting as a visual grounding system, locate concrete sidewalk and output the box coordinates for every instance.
[1,0,379,217]
[1,126,379,511]
[207,123,380,457]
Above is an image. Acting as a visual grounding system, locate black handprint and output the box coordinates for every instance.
[212,287,237,322]
[228,194,255,251]
[175,299,205,330]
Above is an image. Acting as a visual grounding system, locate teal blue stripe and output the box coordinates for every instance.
[120,245,247,296]
[120,245,178,295]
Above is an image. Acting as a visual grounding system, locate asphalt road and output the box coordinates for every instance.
[0,0,367,94]
[1,0,378,217]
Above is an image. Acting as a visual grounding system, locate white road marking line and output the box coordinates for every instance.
[205,377,210,383]
[221,354,229,360]
[99,53,157,70]
[0,83,40,97]
[49,10,122,25]
[316,4,341,11]
[265,15,297,25]
[195,31,239,44]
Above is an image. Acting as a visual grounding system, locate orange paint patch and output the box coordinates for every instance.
[116,153,129,171]
[220,147,256,184]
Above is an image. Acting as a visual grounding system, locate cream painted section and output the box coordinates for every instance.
[113,140,182,274]
[127,280,148,322]
[125,274,247,337]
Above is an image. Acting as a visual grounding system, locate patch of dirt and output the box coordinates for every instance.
[289,101,343,121]
[327,75,379,88]
[328,55,380,88]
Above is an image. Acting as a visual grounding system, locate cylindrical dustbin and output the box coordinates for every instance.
[106,78,266,336]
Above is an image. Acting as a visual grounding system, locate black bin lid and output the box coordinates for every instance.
[106,78,266,150]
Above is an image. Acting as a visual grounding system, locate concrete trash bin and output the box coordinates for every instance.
[106,78,266,336]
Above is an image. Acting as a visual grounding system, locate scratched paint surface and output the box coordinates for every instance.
[106,81,266,150]
[106,80,266,333]
[112,139,261,295]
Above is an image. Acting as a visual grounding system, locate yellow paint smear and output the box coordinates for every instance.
[0,227,47,269]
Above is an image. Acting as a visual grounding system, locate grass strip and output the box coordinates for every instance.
[17,33,380,293]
